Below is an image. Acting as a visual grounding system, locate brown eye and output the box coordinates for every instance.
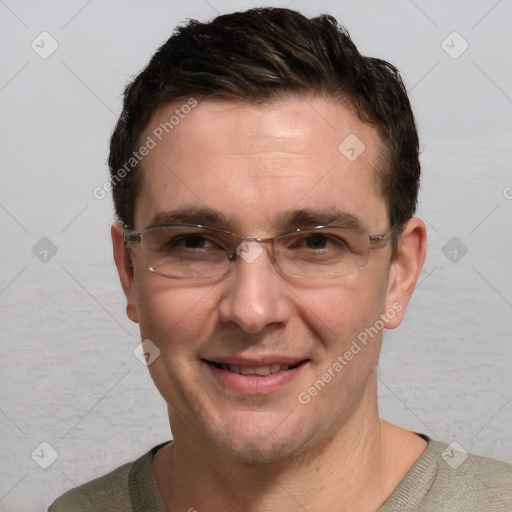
[171,235,214,249]
[287,233,348,251]
[304,234,330,249]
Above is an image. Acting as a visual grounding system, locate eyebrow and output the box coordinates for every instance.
[147,207,229,228]
[279,208,364,230]
[144,207,364,232]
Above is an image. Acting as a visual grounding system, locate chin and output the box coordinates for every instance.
[200,409,316,465]
[213,432,305,465]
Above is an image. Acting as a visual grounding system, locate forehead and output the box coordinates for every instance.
[135,95,387,232]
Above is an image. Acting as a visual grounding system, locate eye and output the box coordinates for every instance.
[143,227,234,258]
[302,234,333,250]
[289,233,349,251]
[171,234,216,249]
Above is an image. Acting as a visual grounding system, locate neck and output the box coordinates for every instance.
[153,380,427,512]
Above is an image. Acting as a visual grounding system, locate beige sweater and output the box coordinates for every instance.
[49,437,512,511]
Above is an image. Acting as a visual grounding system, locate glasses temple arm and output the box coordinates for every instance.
[123,230,142,245]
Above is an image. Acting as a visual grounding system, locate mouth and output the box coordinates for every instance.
[202,358,308,395]
[205,360,304,376]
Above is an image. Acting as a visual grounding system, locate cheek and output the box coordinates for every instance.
[133,279,221,410]
[133,276,219,356]
[296,277,390,412]
[298,275,388,339]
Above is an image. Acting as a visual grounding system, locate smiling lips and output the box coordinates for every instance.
[209,361,301,376]
[204,358,307,394]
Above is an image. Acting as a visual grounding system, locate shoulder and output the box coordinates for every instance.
[48,444,165,512]
[381,438,512,512]
[48,461,133,511]
[430,441,512,509]
[429,440,511,489]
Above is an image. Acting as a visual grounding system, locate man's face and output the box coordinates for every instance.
[116,95,407,463]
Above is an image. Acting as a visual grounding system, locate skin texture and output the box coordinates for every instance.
[112,95,428,511]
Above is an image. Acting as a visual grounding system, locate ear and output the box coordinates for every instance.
[384,217,427,329]
[111,221,139,323]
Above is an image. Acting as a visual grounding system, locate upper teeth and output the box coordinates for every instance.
[222,363,290,375]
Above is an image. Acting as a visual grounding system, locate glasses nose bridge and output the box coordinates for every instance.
[232,235,278,267]
[242,235,275,246]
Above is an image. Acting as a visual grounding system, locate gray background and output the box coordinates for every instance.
[0,0,511,510]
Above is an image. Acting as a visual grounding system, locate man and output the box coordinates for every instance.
[50,7,511,511]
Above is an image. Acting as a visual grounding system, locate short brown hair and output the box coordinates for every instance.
[109,7,420,252]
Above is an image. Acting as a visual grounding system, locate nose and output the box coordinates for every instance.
[218,241,291,334]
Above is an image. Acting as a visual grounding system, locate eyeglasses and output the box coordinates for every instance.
[123,223,395,280]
